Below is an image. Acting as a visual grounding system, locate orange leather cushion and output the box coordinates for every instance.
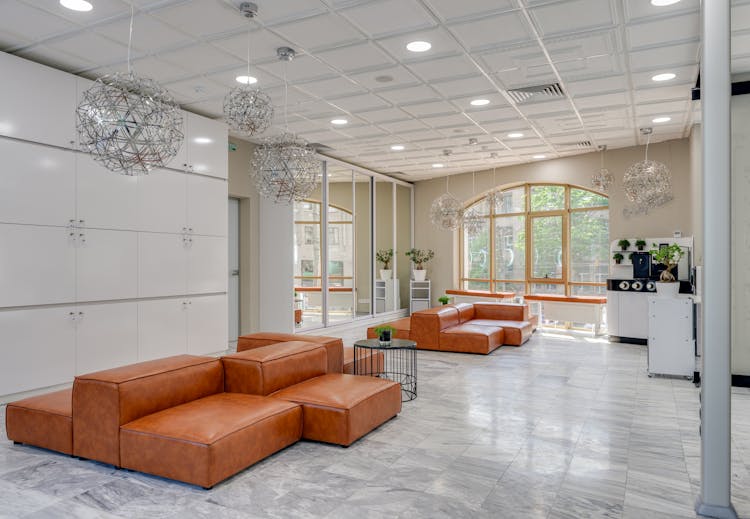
[6,388,73,455]
[365,317,412,339]
[342,346,385,375]
[451,303,475,323]
[237,332,344,373]
[474,303,529,321]
[410,306,459,350]
[222,341,327,396]
[439,324,504,354]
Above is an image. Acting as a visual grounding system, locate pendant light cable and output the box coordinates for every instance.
[127,3,134,73]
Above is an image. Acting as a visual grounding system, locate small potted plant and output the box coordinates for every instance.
[649,243,684,297]
[374,325,395,346]
[617,239,631,251]
[405,248,435,281]
[376,248,394,280]
[613,252,624,265]
[635,239,647,251]
[438,295,450,305]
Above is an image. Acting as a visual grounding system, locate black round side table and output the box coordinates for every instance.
[352,338,417,402]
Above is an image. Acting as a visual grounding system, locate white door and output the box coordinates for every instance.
[0,224,76,307]
[138,232,188,297]
[188,235,228,294]
[228,198,240,345]
[0,139,76,226]
[187,295,228,355]
[185,112,228,179]
[76,229,138,302]
[137,169,186,234]
[187,175,228,236]
[75,302,139,375]
[138,299,187,361]
[76,153,139,231]
[0,306,77,395]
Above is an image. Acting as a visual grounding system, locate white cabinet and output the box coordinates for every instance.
[0,52,77,148]
[184,113,228,179]
[0,224,76,307]
[77,153,139,231]
[188,235,228,294]
[606,291,620,336]
[410,280,431,314]
[0,139,76,226]
[138,232,188,297]
[609,291,649,340]
[75,302,139,375]
[138,299,188,361]
[648,296,695,377]
[187,175,228,236]
[0,306,77,395]
[375,278,400,313]
[187,295,228,355]
[137,169,187,234]
[76,229,138,302]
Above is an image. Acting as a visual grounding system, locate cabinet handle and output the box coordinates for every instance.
[79,233,86,243]
[188,227,193,233]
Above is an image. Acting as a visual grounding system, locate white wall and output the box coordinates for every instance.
[732,96,750,376]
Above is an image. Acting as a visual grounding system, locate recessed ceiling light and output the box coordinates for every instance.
[391,145,405,151]
[507,132,524,139]
[60,0,93,11]
[652,116,672,123]
[406,41,431,52]
[470,99,490,106]
[432,163,444,168]
[193,137,212,144]
[652,72,676,82]
[331,119,348,125]
[651,0,681,6]
[235,75,258,85]
[533,154,546,159]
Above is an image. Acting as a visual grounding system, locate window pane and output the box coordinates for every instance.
[464,280,490,291]
[570,284,606,296]
[294,201,320,221]
[529,283,564,295]
[494,281,525,295]
[294,223,320,280]
[570,210,609,283]
[495,187,525,214]
[530,185,564,212]
[463,219,490,280]
[531,215,562,279]
[328,205,352,222]
[570,188,608,209]
[494,215,525,281]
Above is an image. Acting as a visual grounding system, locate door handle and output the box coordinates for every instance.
[231,270,239,276]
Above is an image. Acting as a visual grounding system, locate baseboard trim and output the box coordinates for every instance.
[732,374,750,388]
[609,336,648,345]
[695,497,738,519]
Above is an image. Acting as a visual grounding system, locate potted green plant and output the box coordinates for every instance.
[635,239,647,251]
[374,325,395,345]
[438,295,450,305]
[649,243,685,297]
[405,248,435,281]
[376,248,394,280]
[617,239,631,251]
[613,252,624,265]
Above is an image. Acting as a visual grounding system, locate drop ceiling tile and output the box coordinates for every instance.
[340,125,389,138]
[15,45,95,72]
[298,76,367,98]
[164,77,228,104]
[316,42,395,72]
[530,0,615,37]
[406,55,479,82]
[273,13,363,51]
[633,85,692,104]
[348,65,421,90]
[379,119,430,133]
[376,27,463,61]
[357,107,411,123]
[205,66,283,90]
[556,53,623,82]
[450,93,509,112]
[160,44,243,75]
[431,75,495,99]
[631,64,696,88]
[421,113,472,129]
[94,14,193,53]
[572,92,629,110]
[47,31,129,65]
[478,44,546,74]
[377,85,441,104]
[466,106,519,123]
[181,97,224,118]
[152,0,250,38]
[126,56,188,83]
[628,41,700,72]
[566,75,629,97]
[257,54,337,82]
[517,99,573,117]
[341,0,435,38]
[635,100,689,117]
[401,100,459,118]
[449,11,534,51]
[427,0,516,22]
[211,29,297,63]
[329,93,392,112]
[257,0,328,25]
[626,13,700,50]
[0,1,78,42]
[623,0,700,22]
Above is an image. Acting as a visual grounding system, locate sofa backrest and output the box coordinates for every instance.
[451,303,475,323]
[72,355,223,467]
[410,306,460,350]
[222,341,327,396]
[237,332,343,373]
[473,303,529,322]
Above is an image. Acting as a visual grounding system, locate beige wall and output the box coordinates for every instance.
[413,138,694,305]
[690,125,704,265]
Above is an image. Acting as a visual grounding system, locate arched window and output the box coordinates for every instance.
[460,184,609,296]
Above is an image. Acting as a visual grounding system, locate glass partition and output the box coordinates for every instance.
[396,184,411,309]
[327,166,355,325]
[375,180,395,314]
[354,172,372,318]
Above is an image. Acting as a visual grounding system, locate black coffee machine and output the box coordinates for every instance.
[631,252,652,278]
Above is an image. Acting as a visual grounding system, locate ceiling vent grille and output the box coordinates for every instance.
[558,140,592,149]
[506,82,565,104]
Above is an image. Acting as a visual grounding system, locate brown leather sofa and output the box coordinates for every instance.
[368,302,535,354]
[6,338,401,489]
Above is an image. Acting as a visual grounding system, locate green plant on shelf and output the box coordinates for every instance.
[376,248,394,269]
[613,252,624,264]
[635,239,647,250]
[438,295,450,305]
[617,239,631,250]
[405,248,435,269]
[649,243,684,282]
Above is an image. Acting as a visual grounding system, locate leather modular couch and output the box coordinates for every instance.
[368,302,536,355]
[6,337,401,489]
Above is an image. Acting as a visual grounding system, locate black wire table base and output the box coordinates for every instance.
[353,339,417,402]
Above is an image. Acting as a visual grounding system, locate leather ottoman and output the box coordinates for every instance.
[120,393,302,489]
[237,332,344,373]
[439,324,504,354]
[467,319,533,346]
[270,373,401,446]
[6,388,73,455]
[342,346,385,376]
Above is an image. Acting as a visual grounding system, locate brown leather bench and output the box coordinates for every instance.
[365,317,412,340]
[6,388,73,455]
[342,346,384,375]
[237,332,343,374]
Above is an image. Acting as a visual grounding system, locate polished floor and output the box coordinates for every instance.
[2,329,750,518]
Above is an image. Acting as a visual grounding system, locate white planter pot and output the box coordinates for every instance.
[413,269,427,281]
[379,269,392,280]
[656,281,680,297]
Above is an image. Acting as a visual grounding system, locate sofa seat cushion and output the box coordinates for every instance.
[120,393,302,488]
[439,324,504,354]
[365,317,412,340]
[237,333,344,374]
[6,389,73,455]
[342,346,385,376]
[466,319,533,346]
[270,374,401,446]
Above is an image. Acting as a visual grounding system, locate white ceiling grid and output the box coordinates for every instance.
[3,0,750,179]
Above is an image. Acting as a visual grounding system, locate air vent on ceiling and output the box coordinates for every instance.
[559,140,593,149]
[506,82,565,104]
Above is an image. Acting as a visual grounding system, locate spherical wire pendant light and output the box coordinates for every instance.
[591,145,614,193]
[462,171,485,236]
[623,128,673,214]
[76,5,183,175]
[430,169,464,231]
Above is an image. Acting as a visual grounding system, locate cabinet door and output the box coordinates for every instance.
[77,153,139,231]
[0,52,77,148]
[0,306,76,396]
[164,110,188,172]
[618,292,649,339]
[606,292,619,336]
[138,232,187,297]
[75,302,138,375]
[0,139,76,226]
[187,175,227,236]
[138,299,187,361]
[137,169,186,234]
[188,235,227,294]
[186,113,228,179]
[187,295,228,355]
[0,224,76,307]
[77,229,138,302]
